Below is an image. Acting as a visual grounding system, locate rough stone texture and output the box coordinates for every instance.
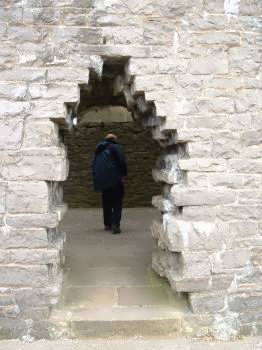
[0,0,261,341]
[63,122,162,207]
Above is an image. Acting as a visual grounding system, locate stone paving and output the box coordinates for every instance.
[51,208,191,338]
[60,208,187,311]
[1,338,262,350]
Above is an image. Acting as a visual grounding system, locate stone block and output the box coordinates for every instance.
[4,248,59,265]
[23,7,60,24]
[0,7,22,23]
[229,159,262,173]
[47,67,90,84]
[179,158,227,172]
[242,145,261,159]
[7,25,43,43]
[210,274,234,291]
[186,172,208,187]
[143,20,174,45]
[229,293,262,313]
[14,286,61,308]
[152,196,175,213]
[0,68,46,82]
[0,265,49,287]
[189,292,226,313]
[229,47,261,75]
[170,276,210,293]
[209,173,244,189]
[171,186,237,206]
[7,181,49,213]
[190,53,228,75]
[30,100,67,120]
[23,119,59,148]
[0,182,6,213]
[0,84,27,101]
[211,249,251,273]
[239,0,262,15]
[238,191,262,205]
[0,305,20,318]
[102,26,144,45]
[0,148,68,181]
[152,249,178,278]
[61,7,90,26]
[0,118,24,150]
[163,215,225,251]
[186,142,213,158]
[28,84,79,102]
[0,228,48,249]
[197,97,235,114]
[6,212,59,228]
[133,75,174,93]
[217,205,262,221]
[194,32,240,46]
[180,251,211,279]
[0,101,30,117]
[0,318,28,339]
[241,130,262,147]
[182,206,217,222]
[51,27,103,45]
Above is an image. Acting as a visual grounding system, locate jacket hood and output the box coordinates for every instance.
[95,139,117,155]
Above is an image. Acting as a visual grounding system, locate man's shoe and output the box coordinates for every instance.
[112,226,121,234]
[104,225,112,231]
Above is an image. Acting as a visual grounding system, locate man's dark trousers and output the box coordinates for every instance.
[102,181,124,228]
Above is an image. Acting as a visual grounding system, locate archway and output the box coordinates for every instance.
[52,58,190,337]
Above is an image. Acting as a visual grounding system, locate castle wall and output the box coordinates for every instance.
[0,0,261,339]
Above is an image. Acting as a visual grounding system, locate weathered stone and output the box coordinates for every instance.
[0,266,49,287]
[211,249,251,273]
[0,249,59,265]
[23,119,59,148]
[7,25,43,43]
[190,292,226,313]
[171,186,237,206]
[0,68,46,82]
[0,148,68,181]
[179,159,227,172]
[0,182,6,213]
[0,101,30,117]
[6,212,60,228]
[229,294,262,313]
[7,181,49,213]
[51,27,103,45]
[0,84,27,101]
[23,7,60,24]
[190,53,228,75]
[0,228,48,249]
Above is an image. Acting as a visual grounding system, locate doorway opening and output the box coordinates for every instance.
[55,58,189,334]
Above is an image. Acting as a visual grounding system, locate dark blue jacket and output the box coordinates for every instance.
[92,139,127,191]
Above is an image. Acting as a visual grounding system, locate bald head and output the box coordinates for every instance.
[105,133,117,141]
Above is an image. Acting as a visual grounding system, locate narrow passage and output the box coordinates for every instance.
[60,208,187,310]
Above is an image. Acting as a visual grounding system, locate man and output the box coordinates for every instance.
[92,133,127,234]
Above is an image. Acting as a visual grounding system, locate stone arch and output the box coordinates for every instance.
[53,56,203,308]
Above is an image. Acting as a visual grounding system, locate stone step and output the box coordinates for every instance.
[50,306,212,339]
[2,338,262,350]
[51,307,185,339]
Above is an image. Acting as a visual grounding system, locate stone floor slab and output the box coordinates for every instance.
[1,338,261,350]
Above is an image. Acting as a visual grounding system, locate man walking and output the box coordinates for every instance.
[92,134,127,234]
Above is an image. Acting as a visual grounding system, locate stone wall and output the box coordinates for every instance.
[63,121,162,208]
[0,0,261,340]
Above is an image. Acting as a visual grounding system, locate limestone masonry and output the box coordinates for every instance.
[0,0,261,341]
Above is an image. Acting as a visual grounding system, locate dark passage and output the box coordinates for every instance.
[63,121,162,208]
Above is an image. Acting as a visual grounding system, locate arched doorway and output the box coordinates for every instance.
[52,58,190,337]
